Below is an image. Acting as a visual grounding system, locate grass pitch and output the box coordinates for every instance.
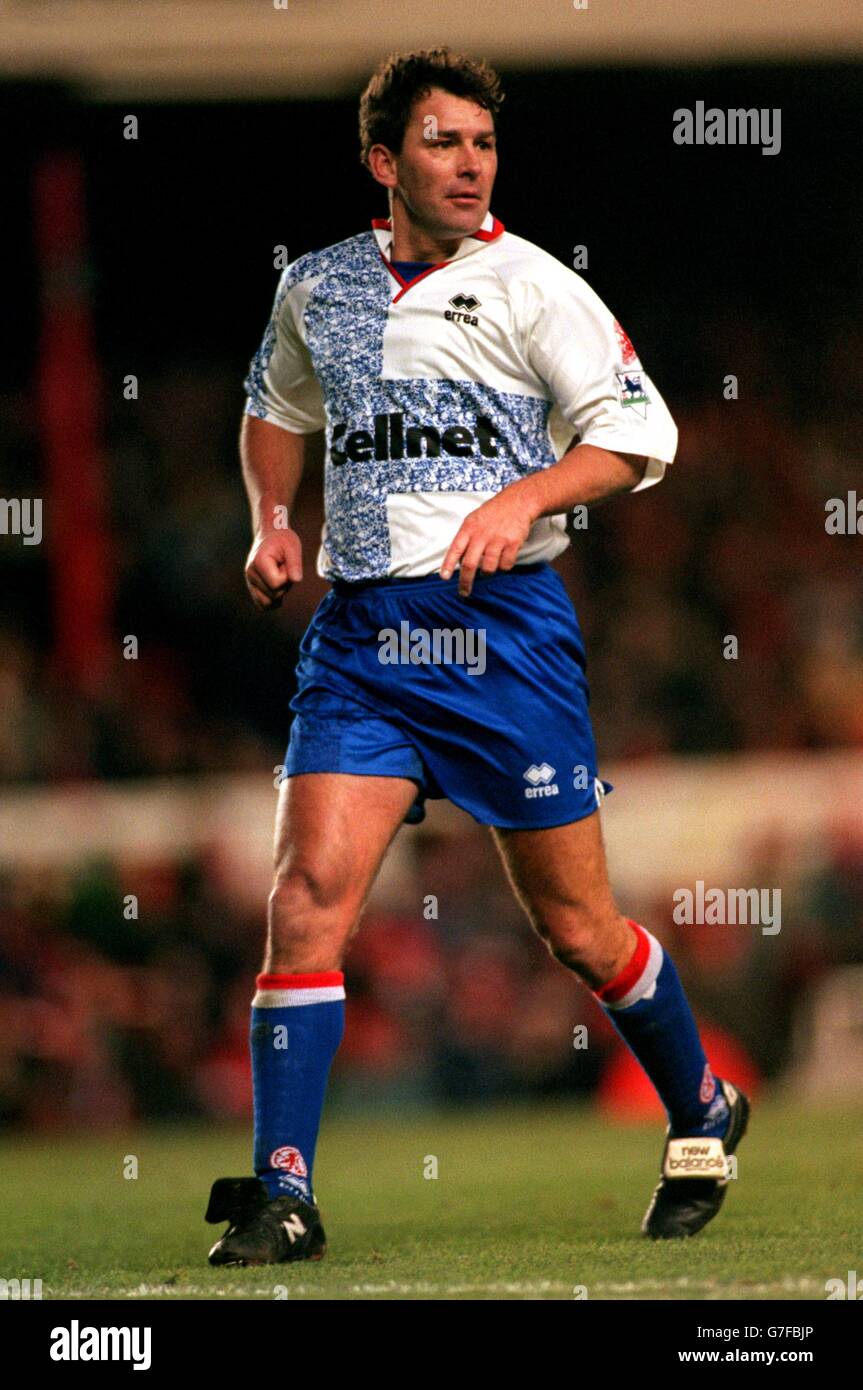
[2,1098,860,1300]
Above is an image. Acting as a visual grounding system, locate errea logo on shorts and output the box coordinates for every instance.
[523,763,558,798]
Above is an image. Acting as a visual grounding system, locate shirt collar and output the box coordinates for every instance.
[371,211,505,263]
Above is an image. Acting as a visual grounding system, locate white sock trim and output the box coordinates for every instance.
[604,930,665,1011]
[252,986,346,1007]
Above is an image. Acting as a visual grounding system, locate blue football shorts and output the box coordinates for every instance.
[285,561,612,828]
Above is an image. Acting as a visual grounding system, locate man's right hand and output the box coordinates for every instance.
[244,528,303,610]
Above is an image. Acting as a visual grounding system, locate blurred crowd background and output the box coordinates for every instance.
[2,811,862,1130]
[1,13,862,1130]
[3,331,863,781]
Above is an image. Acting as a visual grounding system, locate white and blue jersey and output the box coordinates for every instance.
[244,213,679,828]
[244,213,678,583]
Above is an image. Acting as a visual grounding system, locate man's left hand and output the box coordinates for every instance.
[440,484,535,597]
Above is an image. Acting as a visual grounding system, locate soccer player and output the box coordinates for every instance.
[205,48,749,1265]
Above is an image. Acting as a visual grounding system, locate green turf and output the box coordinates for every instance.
[2,1098,860,1300]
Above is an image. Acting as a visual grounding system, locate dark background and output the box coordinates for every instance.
[3,63,862,751]
[5,64,863,390]
[1,63,861,1127]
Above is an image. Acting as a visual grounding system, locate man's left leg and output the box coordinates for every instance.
[492,809,749,1238]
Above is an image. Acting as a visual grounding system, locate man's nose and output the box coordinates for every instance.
[457,149,482,178]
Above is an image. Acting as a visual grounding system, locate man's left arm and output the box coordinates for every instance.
[440,444,646,595]
[442,267,677,596]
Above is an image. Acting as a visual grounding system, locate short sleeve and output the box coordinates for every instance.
[243,270,327,435]
[524,268,678,491]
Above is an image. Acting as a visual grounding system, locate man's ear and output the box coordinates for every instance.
[367,143,398,190]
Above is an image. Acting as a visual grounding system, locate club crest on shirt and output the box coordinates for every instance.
[613,319,639,365]
[616,371,651,418]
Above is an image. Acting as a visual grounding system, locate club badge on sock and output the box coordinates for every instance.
[269,1145,311,1198]
[699,1063,717,1103]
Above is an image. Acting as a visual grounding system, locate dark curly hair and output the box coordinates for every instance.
[358,47,505,168]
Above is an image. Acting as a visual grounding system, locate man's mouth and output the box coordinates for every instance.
[448,193,480,203]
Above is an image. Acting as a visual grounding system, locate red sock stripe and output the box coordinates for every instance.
[256,971,344,990]
[595,921,650,1005]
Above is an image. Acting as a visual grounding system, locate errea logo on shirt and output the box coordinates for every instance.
[445,292,481,326]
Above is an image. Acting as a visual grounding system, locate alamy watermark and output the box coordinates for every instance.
[0,1277,42,1299]
[378,622,487,675]
[825,1271,863,1300]
[50,1322,151,1370]
[673,103,781,157]
[673,881,781,935]
[0,498,42,545]
[825,491,863,534]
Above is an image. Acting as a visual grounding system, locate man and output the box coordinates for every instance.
[205,48,749,1266]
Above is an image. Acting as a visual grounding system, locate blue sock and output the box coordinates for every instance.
[595,920,729,1137]
[251,970,345,1203]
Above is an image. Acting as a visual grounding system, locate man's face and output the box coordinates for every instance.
[385,87,497,238]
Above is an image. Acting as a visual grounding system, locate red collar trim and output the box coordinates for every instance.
[371,213,505,301]
[470,215,505,241]
[371,212,505,244]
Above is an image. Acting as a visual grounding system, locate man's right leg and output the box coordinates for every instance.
[264,771,419,973]
[207,771,417,1265]
[254,770,417,1195]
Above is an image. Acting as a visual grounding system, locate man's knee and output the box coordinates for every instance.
[264,865,359,973]
[541,903,606,962]
[533,898,633,977]
[268,863,359,940]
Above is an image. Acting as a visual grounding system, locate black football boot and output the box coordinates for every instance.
[641,1079,750,1239]
[206,1177,326,1266]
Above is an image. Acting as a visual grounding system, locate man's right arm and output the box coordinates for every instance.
[241,414,306,611]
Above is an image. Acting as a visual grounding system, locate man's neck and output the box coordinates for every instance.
[388,200,468,264]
